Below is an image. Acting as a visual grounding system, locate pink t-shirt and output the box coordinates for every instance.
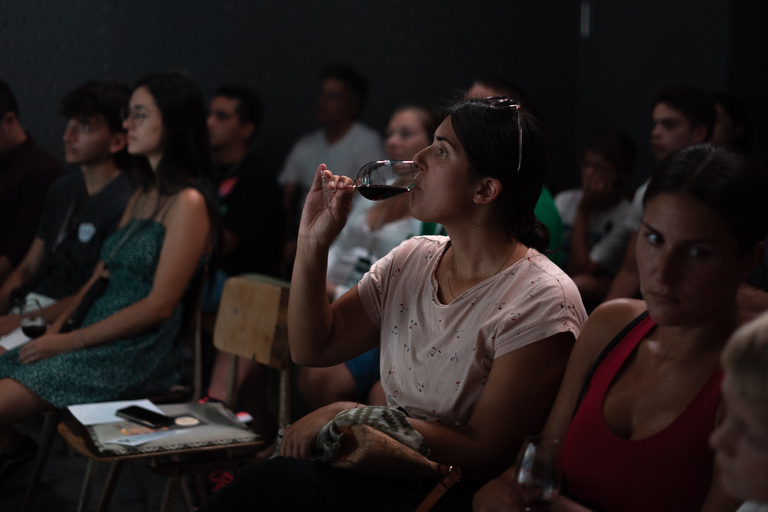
[357,236,587,426]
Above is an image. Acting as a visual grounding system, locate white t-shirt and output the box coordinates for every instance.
[279,122,386,202]
[554,189,632,275]
[737,502,768,512]
[357,236,587,426]
[327,200,421,300]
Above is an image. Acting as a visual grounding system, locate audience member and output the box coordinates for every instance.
[200,96,587,511]
[710,92,751,155]
[0,80,133,342]
[279,63,385,219]
[0,79,65,288]
[555,129,636,305]
[298,104,441,410]
[465,75,564,266]
[605,83,714,300]
[0,70,216,480]
[710,311,768,512]
[203,84,284,308]
[474,144,768,512]
[198,85,286,445]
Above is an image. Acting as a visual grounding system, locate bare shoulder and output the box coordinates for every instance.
[575,298,647,362]
[164,187,208,222]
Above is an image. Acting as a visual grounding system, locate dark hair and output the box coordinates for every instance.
[448,98,549,252]
[133,71,212,191]
[0,78,19,117]
[59,80,132,169]
[392,104,443,142]
[585,129,637,177]
[644,143,768,255]
[471,75,533,107]
[712,92,752,155]
[214,84,264,140]
[653,84,715,140]
[320,63,369,112]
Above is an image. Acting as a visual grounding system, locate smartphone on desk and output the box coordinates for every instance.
[115,405,174,429]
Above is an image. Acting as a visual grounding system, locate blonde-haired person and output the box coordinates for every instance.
[710,310,768,512]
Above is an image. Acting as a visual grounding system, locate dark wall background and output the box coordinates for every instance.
[1,0,765,195]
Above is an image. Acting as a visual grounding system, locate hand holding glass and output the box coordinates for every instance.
[321,160,415,206]
[20,298,46,339]
[511,436,562,512]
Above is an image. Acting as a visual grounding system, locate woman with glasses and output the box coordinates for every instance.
[0,70,215,477]
[200,97,587,511]
[473,144,768,512]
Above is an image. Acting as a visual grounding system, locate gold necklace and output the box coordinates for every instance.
[447,242,518,299]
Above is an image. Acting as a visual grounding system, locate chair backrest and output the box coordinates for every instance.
[213,274,291,427]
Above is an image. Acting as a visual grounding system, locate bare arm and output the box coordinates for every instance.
[604,231,639,301]
[472,300,644,511]
[568,206,601,275]
[0,237,46,313]
[288,165,380,367]
[0,256,13,290]
[18,189,211,364]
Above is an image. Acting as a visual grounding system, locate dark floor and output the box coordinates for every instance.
[0,414,192,512]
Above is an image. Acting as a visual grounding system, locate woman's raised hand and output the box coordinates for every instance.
[298,164,355,249]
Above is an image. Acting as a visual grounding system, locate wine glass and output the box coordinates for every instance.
[322,160,415,206]
[511,436,562,512]
[20,297,46,339]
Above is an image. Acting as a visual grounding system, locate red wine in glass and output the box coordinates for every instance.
[20,298,46,339]
[354,160,415,201]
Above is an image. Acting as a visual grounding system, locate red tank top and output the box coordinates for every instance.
[561,313,723,512]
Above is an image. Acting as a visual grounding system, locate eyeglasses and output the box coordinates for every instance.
[120,105,152,124]
[481,96,523,172]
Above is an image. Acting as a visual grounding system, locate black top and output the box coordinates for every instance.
[34,171,133,299]
[216,152,284,278]
[0,135,65,265]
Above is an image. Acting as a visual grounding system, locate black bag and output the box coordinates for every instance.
[60,275,110,333]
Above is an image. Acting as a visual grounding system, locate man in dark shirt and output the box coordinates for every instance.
[0,79,65,287]
[203,85,284,311]
[0,80,133,341]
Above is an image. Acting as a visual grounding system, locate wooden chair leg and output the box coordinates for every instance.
[21,409,63,512]
[159,475,181,512]
[95,461,125,512]
[128,460,150,512]
[76,459,98,512]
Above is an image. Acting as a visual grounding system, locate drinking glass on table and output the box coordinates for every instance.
[20,297,46,339]
[511,436,562,512]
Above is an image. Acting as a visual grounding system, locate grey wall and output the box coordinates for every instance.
[0,0,579,188]
[3,0,762,195]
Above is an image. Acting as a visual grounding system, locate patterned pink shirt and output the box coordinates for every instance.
[358,236,587,426]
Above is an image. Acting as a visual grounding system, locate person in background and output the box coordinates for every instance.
[279,64,385,249]
[710,310,768,512]
[203,84,284,306]
[466,75,563,266]
[474,144,768,512]
[605,84,714,301]
[299,104,441,410]
[709,92,751,156]
[0,79,65,288]
[0,80,133,342]
[555,129,636,307]
[0,70,216,482]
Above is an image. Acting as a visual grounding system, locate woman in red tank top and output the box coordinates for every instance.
[474,144,768,512]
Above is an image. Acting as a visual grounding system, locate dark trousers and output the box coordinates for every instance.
[198,457,481,511]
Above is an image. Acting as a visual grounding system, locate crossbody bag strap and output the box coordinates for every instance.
[414,466,462,512]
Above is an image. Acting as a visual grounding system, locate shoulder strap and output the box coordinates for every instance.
[572,310,650,419]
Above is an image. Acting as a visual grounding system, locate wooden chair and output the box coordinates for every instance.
[56,274,292,512]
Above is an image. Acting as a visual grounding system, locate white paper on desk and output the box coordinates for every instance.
[67,399,165,426]
[0,327,31,351]
[107,429,187,447]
